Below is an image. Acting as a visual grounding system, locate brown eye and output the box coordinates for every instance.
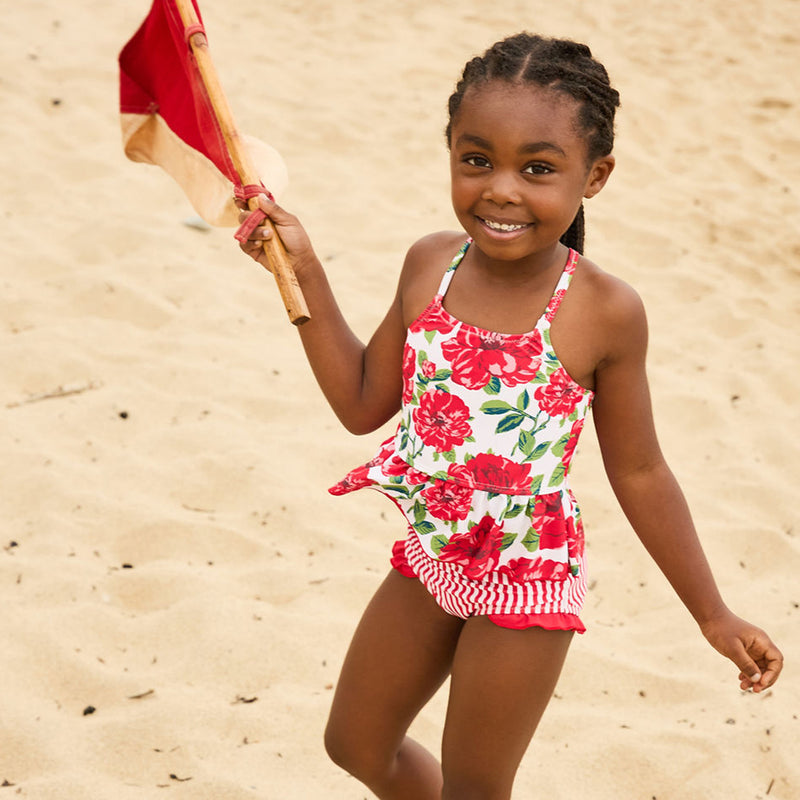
[523,162,553,175]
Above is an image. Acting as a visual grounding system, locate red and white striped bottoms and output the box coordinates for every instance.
[391,531,587,633]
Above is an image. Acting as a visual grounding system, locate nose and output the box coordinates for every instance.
[481,170,522,205]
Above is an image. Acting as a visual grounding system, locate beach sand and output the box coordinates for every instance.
[1,1,798,797]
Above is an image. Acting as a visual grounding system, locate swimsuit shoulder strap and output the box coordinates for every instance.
[436,239,471,297]
[541,248,579,324]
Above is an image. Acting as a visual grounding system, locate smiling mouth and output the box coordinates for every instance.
[479,217,531,233]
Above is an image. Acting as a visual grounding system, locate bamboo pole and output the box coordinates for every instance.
[175,0,310,325]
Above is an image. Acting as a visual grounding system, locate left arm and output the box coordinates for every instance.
[591,283,783,692]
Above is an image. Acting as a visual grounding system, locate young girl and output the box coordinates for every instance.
[238,33,783,800]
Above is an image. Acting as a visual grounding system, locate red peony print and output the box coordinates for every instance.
[534,368,584,416]
[438,514,505,579]
[410,302,457,335]
[421,479,473,521]
[568,514,584,554]
[561,419,584,468]
[530,492,568,550]
[402,343,416,404]
[328,463,371,495]
[445,463,476,488]
[499,556,569,582]
[382,452,430,485]
[421,359,437,379]
[466,452,532,493]
[441,327,543,390]
[544,289,567,323]
[412,389,472,452]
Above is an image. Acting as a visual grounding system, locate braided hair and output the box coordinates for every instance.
[446,33,620,254]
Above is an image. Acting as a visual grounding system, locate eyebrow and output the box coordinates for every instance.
[455,133,566,158]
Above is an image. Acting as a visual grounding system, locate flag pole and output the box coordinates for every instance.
[175,0,310,325]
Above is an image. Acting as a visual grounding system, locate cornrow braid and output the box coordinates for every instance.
[446,33,620,254]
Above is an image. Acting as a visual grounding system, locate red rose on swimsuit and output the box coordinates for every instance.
[438,515,504,579]
[402,343,416,404]
[466,453,531,493]
[534,367,584,416]
[381,452,430,485]
[329,463,371,495]
[412,389,472,452]
[500,556,569,582]
[410,302,457,335]
[441,328,543,390]
[567,514,584,553]
[421,479,473,521]
[530,492,568,549]
[421,359,437,379]
[544,289,567,322]
[561,419,584,468]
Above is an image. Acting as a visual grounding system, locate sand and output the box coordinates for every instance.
[1,1,798,797]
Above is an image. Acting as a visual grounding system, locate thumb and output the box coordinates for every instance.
[728,640,761,684]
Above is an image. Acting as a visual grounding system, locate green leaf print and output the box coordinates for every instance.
[424,330,436,344]
[483,377,502,395]
[415,520,437,535]
[441,449,456,463]
[516,390,530,411]
[550,431,572,459]
[519,430,537,458]
[528,441,551,461]
[548,462,566,488]
[529,474,544,495]
[480,399,515,415]
[500,532,516,550]
[430,534,449,555]
[433,369,452,381]
[503,502,525,520]
[418,350,429,365]
[413,501,427,525]
[522,526,541,552]
[496,413,526,434]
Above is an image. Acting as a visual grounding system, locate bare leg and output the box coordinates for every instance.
[325,570,464,799]
[440,618,573,799]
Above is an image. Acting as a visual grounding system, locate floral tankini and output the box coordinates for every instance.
[330,240,593,632]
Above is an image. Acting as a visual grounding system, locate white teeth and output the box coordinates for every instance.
[484,219,527,232]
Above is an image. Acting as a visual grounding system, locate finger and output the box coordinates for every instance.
[253,225,273,241]
[728,641,762,686]
[757,646,784,690]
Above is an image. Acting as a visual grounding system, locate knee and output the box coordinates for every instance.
[323,717,386,784]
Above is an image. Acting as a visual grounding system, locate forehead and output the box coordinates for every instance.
[451,81,585,151]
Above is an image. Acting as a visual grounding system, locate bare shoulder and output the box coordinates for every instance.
[398,231,468,326]
[577,256,644,320]
[557,255,649,377]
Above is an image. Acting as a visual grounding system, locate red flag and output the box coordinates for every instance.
[119,0,287,226]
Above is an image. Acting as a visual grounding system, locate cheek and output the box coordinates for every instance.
[450,176,477,211]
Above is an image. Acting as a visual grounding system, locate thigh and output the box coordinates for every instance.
[441,618,574,799]
[326,569,464,758]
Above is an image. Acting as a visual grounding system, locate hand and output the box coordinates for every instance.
[236,194,317,277]
[699,609,783,692]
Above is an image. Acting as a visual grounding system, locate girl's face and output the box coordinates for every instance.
[449,81,614,264]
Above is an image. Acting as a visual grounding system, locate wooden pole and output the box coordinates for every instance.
[174,0,310,325]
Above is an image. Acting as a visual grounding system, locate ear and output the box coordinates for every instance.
[583,155,615,199]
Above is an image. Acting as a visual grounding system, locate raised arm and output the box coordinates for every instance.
[239,195,406,434]
[590,282,783,692]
